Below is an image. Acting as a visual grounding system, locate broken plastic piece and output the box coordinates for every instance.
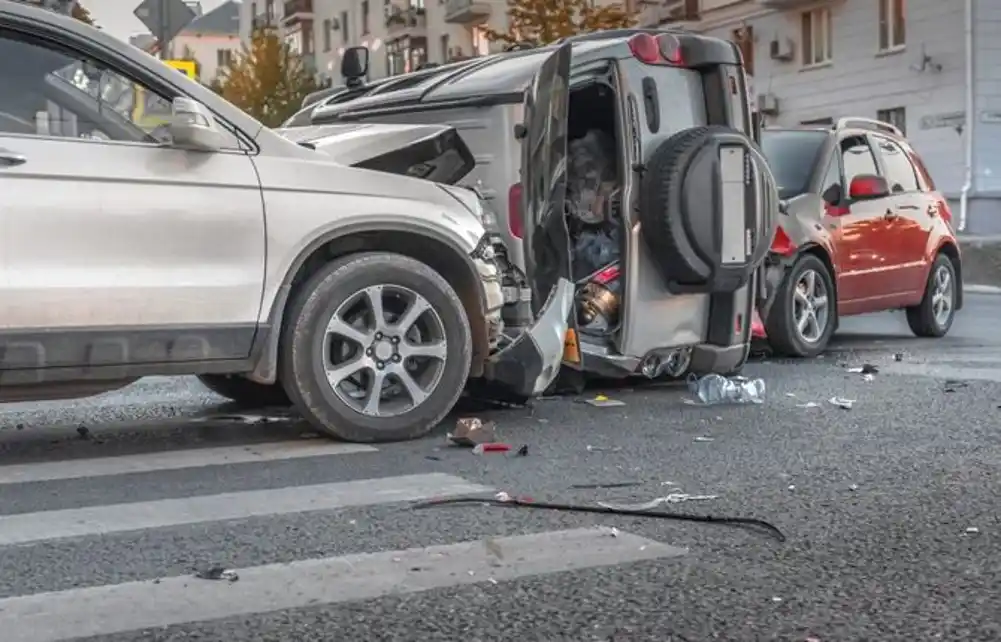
[828,396,854,409]
[687,373,765,405]
[194,567,239,582]
[597,494,718,510]
[472,442,511,454]
[448,417,497,447]
[847,363,878,374]
[584,394,625,407]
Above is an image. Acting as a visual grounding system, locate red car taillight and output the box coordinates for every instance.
[770,226,796,256]
[508,183,523,239]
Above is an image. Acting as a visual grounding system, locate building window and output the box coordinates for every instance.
[471,25,489,56]
[800,117,834,125]
[216,49,233,68]
[877,107,906,135]
[732,25,753,75]
[801,8,832,66]
[409,0,424,8]
[878,0,905,51]
[386,36,427,76]
[322,18,331,51]
[361,1,370,35]
[440,33,449,62]
[341,11,349,44]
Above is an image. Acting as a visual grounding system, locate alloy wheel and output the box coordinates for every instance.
[792,268,830,344]
[322,284,448,418]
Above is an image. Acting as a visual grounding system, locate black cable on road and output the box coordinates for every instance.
[410,495,786,542]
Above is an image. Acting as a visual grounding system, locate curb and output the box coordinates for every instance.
[964,284,1001,295]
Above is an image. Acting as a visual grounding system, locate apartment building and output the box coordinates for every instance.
[688,0,1001,233]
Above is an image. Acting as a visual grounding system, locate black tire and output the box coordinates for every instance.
[906,254,957,338]
[279,252,472,443]
[764,253,836,358]
[639,126,773,288]
[197,374,291,407]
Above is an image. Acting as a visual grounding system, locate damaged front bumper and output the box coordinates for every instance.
[483,278,575,396]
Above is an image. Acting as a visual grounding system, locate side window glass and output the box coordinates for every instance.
[0,31,170,144]
[875,137,919,193]
[819,153,842,204]
[840,135,879,186]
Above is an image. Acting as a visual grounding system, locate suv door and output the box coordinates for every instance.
[0,27,266,372]
[519,41,577,371]
[870,134,930,295]
[833,134,895,309]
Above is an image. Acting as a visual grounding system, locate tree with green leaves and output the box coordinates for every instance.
[482,0,637,47]
[215,28,317,127]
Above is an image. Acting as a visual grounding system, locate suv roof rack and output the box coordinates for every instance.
[834,117,902,137]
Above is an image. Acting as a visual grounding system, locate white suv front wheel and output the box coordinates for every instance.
[279,252,472,443]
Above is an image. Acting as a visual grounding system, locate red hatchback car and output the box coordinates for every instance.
[755,118,962,357]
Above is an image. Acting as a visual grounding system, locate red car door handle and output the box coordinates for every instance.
[884,209,899,219]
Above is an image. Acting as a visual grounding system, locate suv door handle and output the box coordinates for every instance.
[0,149,26,167]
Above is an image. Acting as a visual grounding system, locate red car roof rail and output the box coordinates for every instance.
[834,117,902,138]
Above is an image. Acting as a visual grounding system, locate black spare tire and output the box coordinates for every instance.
[638,125,776,294]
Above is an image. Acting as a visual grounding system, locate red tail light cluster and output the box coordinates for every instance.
[770,226,796,256]
[627,33,684,66]
[508,183,523,239]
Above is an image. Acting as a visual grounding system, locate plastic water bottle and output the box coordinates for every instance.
[687,373,765,405]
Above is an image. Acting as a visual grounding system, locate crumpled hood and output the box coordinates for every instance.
[275,123,473,177]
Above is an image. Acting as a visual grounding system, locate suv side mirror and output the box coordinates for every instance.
[848,174,889,200]
[169,97,224,152]
[341,46,369,83]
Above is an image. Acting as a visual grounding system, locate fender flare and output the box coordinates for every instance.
[246,220,487,384]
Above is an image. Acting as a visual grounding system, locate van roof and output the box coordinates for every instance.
[312,40,625,123]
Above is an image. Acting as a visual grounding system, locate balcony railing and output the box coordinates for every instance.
[385,6,427,35]
[443,0,490,24]
[281,0,313,26]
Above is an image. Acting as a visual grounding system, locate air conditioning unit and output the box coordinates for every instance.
[769,37,794,62]
[757,93,779,115]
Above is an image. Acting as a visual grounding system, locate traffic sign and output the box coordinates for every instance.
[165,59,197,79]
[133,0,196,51]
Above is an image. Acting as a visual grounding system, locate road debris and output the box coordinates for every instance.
[828,397,855,410]
[944,379,969,393]
[693,436,714,442]
[796,402,820,409]
[515,444,529,457]
[447,417,497,447]
[586,444,623,453]
[965,527,980,535]
[410,492,786,542]
[570,481,643,490]
[194,566,239,582]
[687,373,765,405]
[893,352,904,361]
[582,394,625,407]
[76,426,90,440]
[847,363,879,375]
[472,443,511,455]
[598,494,718,510]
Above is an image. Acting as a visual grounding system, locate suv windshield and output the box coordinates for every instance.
[761,130,829,199]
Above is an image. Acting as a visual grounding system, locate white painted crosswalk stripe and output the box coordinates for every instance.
[0,473,492,546]
[0,440,377,485]
[0,527,686,642]
[0,434,691,641]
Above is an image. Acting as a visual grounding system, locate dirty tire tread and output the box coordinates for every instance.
[906,253,956,338]
[764,253,836,358]
[197,374,291,407]
[278,252,472,443]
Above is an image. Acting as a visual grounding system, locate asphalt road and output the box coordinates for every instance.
[1,294,1000,641]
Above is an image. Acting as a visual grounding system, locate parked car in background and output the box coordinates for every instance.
[0,0,574,443]
[757,118,962,357]
[301,30,779,382]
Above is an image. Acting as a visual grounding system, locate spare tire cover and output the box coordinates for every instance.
[638,125,777,293]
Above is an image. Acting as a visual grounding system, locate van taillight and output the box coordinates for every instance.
[627,33,683,66]
[508,183,523,239]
